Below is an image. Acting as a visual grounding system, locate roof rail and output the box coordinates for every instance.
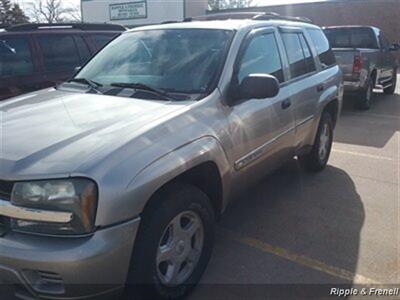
[191,12,265,21]
[252,12,313,24]
[5,23,127,32]
[191,11,313,24]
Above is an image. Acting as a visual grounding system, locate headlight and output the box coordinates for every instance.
[10,178,97,235]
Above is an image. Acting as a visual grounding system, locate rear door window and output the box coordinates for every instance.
[298,34,316,73]
[92,34,117,49]
[238,32,284,83]
[307,28,336,68]
[0,36,34,77]
[37,35,80,72]
[281,32,309,79]
[74,36,92,64]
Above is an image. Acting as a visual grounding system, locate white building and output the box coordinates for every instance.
[81,0,208,27]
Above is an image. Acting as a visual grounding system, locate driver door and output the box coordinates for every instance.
[227,28,295,184]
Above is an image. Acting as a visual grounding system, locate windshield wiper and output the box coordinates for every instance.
[110,82,177,101]
[68,78,103,94]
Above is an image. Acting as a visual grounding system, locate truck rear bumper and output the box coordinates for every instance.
[343,80,363,93]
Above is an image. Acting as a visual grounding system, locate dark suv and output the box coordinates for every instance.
[0,23,126,100]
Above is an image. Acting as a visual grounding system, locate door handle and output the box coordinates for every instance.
[281,99,291,110]
[317,84,325,92]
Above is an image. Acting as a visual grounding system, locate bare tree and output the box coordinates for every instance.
[1,0,29,25]
[30,0,81,23]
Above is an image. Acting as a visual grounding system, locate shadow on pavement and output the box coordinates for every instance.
[334,91,400,148]
[191,160,365,299]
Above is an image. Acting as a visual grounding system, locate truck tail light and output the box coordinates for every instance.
[352,52,363,75]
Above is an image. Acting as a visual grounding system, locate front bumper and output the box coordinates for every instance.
[0,217,140,299]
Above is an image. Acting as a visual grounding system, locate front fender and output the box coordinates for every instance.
[110,136,232,223]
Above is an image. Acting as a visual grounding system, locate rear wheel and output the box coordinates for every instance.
[299,112,333,172]
[125,183,215,300]
[383,69,397,95]
[357,77,374,110]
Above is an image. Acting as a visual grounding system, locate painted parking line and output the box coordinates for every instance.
[332,149,394,161]
[342,112,400,120]
[220,229,380,285]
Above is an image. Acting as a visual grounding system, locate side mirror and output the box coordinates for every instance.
[239,74,280,100]
[389,43,400,52]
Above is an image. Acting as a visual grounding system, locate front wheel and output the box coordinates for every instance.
[125,183,215,300]
[298,112,333,172]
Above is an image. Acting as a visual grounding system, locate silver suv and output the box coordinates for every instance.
[0,13,343,300]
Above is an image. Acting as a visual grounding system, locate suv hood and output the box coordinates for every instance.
[0,89,190,179]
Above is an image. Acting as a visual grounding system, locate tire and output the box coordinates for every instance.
[125,183,215,300]
[383,69,397,95]
[298,112,333,172]
[357,77,374,110]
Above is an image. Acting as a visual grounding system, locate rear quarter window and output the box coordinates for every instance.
[307,28,336,69]
[0,36,34,77]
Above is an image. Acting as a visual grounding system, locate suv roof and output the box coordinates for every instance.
[187,11,313,23]
[2,23,126,32]
[128,12,320,32]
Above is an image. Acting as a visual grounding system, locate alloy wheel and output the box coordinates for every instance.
[156,211,204,287]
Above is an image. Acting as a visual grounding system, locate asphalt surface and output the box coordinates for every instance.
[189,79,400,300]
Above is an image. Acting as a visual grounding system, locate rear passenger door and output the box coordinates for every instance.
[35,34,83,88]
[279,28,319,149]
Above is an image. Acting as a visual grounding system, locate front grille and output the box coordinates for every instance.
[0,180,13,201]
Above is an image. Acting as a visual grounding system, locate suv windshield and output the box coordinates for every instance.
[324,27,379,49]
[75,29,233,97]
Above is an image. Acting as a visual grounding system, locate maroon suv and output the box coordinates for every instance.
[0,23,126,100]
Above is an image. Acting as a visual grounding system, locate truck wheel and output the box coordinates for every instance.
[125,183,215,300]
[357,78,373,110]
[298,112,333,172]
[383,69,397,95]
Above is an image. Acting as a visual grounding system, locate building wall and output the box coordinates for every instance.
[82,0,207,27]
[213,0,400,59]
[185,0,208,18]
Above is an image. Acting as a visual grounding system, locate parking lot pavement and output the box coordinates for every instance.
[189,80,400,299]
